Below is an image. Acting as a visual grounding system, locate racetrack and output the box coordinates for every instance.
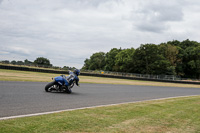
[0,81,200,118]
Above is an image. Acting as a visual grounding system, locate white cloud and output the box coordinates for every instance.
[0,0,200,68]
[131,1,184,33]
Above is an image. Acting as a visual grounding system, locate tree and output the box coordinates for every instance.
[179,39,199,49]
[167,40,181,47]
[24,59,32,66]
[82,52,106,70]
[34,57,51,67]
[115,48,135,72]
[11,60,17,65]
[63,66,76,70]
[172,40,200,78]
[82,58,90,70]
[159,44,179,75]
[161,44,178,66]
[63,66,69,70]
[134,44,170,74]
[16,61,24,65]
[104,48,122,71]
[184,45,200,78]
[1,60,9,64]
[89,52,106,70]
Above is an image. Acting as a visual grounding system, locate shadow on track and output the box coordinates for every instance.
[43,91,81,95]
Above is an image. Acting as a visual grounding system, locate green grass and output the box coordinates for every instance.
[0,96,200,133]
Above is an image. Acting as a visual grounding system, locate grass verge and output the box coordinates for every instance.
[0,69,200,88]
[0,96,200,133]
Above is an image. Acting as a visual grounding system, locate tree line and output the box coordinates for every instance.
[82,39,200,79]
[1,57,76,70]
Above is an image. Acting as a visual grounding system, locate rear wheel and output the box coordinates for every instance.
[45,81,56,92]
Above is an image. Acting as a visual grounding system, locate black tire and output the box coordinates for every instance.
[45,81,56,92]
[65,87,72,94]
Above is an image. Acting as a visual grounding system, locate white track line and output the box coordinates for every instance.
[0,95,199,120]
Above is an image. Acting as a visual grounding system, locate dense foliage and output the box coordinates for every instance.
[33,57,52,67]
[82,39,200,79]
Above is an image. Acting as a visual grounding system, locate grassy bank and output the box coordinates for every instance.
[0,69,200,88]
[0,96,200,133]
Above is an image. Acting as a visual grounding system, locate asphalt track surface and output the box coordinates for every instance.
[0,81,200,118]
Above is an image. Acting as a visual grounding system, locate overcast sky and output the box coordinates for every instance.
[0,0,200,68]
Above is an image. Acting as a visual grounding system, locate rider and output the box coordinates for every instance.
[67,69,80,86]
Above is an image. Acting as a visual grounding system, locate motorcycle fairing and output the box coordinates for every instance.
[54,76,69,86]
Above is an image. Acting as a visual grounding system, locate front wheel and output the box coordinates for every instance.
[65,86,72,94]
[65,82,74,94]
[45,81,56,92]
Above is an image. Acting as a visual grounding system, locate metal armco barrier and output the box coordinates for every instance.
[0,64,68,74]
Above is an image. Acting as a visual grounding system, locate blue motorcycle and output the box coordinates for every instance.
[45,71,79,94]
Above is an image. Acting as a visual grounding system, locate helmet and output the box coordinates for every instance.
[74,69,80,76]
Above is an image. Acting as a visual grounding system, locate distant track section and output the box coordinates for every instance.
[0,64,200,85]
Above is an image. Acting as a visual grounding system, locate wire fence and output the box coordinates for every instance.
[82,70,200,82]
